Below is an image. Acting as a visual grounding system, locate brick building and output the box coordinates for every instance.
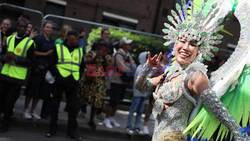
[0,0,175,33]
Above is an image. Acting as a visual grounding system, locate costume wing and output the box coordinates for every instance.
[184,0,250,140]
[191,0,250,98]
[210,0,250,98]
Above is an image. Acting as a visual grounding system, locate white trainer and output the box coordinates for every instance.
[103,118,113,128]
[110,117,120,127]
[126,128,134,135]
[23,111,32,119]
[31,113,41,120]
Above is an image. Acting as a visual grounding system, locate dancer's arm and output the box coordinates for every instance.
[135,52,163,92]
[189,71,244,140]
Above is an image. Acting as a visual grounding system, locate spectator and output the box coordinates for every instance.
[80,39,109,130]
[126,51,149,135]
[101,27,110,42]
[55,24,72,45]
[23,20,54,120]
[25,23,33,36]
[0,17,35,133]
[0,18,12,53]
[25,23,38,39]
[78,27,87,52]
[142,94,154,135]
[93,27,114,55]
[103,37,136,128]
[45,31,84,140]
[105,54,113,100]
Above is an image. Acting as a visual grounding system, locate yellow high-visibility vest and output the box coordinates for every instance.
[1,35,34,80]
[56,44,83,81]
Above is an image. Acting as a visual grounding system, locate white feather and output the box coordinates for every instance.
[211,0,250,97]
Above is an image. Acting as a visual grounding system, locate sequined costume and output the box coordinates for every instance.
[150,62,198,141]
[135,59,244,140]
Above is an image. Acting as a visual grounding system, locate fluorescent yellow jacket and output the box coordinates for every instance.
[56,44,83,81]
[1,35,34,80]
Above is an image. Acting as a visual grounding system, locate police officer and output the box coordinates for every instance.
[0,17,35,133]
[45,31,84,141]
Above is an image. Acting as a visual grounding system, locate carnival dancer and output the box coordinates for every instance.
[134,0,249,140]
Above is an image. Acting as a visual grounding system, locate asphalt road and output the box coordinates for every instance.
[0,96,154,141]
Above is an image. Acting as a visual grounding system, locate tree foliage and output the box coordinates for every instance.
[86,27,168,59]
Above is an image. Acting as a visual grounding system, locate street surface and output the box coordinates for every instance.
[0,96,154,141]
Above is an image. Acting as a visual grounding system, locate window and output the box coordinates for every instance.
[44,1,66,29]
[44,1,65,15]
[102,11,138,29]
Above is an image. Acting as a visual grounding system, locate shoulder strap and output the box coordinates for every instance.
[78,47,82,64]
[114,52,126,66]
[59,44,64,63]
[21,38,32,57]
[7,35,14,47]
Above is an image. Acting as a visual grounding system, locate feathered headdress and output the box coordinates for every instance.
[162,0,224,61]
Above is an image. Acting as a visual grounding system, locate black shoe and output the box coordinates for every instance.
[40,114,49,120]
[0,125,9,133]
[45,131,56,137]
[134,128,141,134]
[67,132,83,141]
[88,121,96,131]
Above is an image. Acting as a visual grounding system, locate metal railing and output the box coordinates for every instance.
[43,14,162,38]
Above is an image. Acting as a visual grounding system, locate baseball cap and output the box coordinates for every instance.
[119,37,133,46]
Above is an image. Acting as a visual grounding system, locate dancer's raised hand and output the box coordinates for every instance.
[146,52,162,67]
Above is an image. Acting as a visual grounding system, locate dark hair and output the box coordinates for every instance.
[67,30,78,37]
[92,39,108,51]
[42,20,55,28]
[16,16,29,27]
[101,27,109,35]
[18,14,30,21]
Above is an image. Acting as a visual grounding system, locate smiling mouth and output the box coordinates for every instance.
[179,50,191,58]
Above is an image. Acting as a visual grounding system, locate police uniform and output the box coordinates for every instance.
[0,34,35,131]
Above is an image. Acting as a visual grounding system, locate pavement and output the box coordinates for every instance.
[0,96,155,141]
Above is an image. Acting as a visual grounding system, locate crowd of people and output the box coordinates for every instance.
[0,15,158,141]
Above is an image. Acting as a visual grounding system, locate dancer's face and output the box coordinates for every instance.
[174,36,199,65]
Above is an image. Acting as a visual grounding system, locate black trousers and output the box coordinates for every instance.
[40,82,54,119]
[49,81,80,134]
[0,79,21,126]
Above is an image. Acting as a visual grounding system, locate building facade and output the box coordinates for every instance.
[0,0,176,34]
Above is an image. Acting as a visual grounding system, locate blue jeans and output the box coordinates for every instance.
[126,97,146,130]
